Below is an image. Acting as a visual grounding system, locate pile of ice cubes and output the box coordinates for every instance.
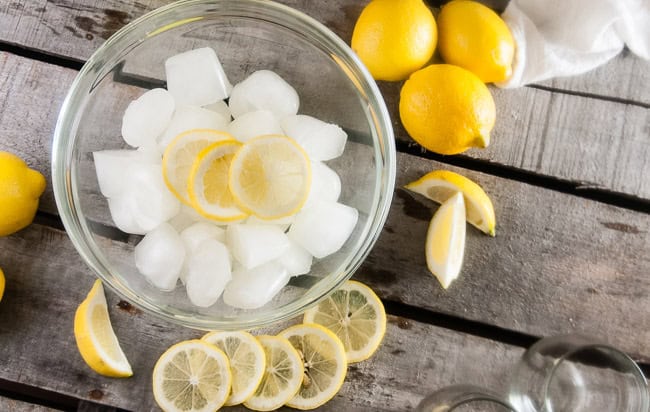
[93,47,359,310]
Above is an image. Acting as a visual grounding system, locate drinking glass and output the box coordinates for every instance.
[508,334,649,412]
[417,384,517,412]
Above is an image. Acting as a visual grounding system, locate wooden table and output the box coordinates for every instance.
[0,1,648,411]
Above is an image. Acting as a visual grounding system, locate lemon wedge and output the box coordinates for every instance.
[229,135,311,219]
[279,324,347,410]
[152,339,232,412]
[303,280,386,363]
[202,331,266,406]
[188,139,248,222]
[243,335,303,412]
[73,280,133,378]
[406,169,496,236]
[426,192,466,289]
[162,129,235,205]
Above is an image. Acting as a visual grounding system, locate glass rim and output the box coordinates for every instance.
[51,0,396,330]
[417,384,517,412]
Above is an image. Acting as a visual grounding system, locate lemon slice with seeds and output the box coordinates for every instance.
[73,280,132,378]
[162,129,234,205]
[426,192,466,289]
[229,135,311,219]
[188,140,248,222]
[405,169,496,236]
[279,324,347,410]
[201,331,266,406]
[243,335,303,412]
[152,339,232,412]
[304,280,386,363]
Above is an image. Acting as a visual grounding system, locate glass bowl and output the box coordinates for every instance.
[52,0,395,330]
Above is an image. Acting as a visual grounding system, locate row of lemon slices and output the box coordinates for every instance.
[163,129,311,222]
[74,280,386,411]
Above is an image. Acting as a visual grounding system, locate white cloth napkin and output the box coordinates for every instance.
[497,0,650,88]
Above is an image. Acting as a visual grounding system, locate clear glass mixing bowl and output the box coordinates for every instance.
[52,0,395,330]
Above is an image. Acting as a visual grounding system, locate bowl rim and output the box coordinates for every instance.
[52,0,396,330]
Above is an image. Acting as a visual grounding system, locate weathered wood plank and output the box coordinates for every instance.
[1,0,648,104]
[0,397,57,412]
[0,223,521,411]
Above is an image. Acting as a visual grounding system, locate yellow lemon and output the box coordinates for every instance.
[152,340,232,412]
[399,64,495,155]
[0,267,4,302]
[229,135,311,220]
[0,151,46,236]
[351,0,437,81]
[438,0,515,83]
[74,280,133,377]
[303,280,386,363]
[426,192,467,289]
[406,170,496,236]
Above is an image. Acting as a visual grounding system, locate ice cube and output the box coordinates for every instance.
[280,115,347,161]
[107,195,147,235]
[228,70,299,118]
[129,163,181,231]
[185,239,231,307]
[93,150,142,198]
[227,224,290,269]
[121,88,175,148]
[227,110,283,142]
[181,222,226,252]
[134,223,185,291]
[165,47,232,106]
[288,202,358,258]
[303,161,342,209]
[246,214,294,232]
[158,105,230,150]
[276,240,313,277]
[223,261,289,309]
[203,100,232,120]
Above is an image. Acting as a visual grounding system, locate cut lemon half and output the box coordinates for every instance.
[162,129,235,205]
[243,335,303,412]
[152,339,232,412]
[229,135,311,219]
[188,140,248,222]
[426,192,466,289]
[406,170,496,236]
[201,331,266,406]
[73,279,132,378]
[303,280,386,363]
[279,324,347,410]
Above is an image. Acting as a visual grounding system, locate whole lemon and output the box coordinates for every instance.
[0,268,4,302]
[0,151,46,236]
[399,64,495,155]
[437,0,515,83]
[351,0,437,81]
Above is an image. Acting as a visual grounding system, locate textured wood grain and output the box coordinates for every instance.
[0,223,521,411]
[1,0,648,104]
[0,397,57,412]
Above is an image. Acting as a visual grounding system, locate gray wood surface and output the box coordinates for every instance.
[1,0,648,104]
[0,397,57,412]
[1,51,649,360]
[0,223,521,411]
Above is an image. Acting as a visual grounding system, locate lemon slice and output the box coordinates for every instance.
[405,170,496,236]
[229,135,311,219]
[426,192,466,289]
[303,280,386,363]
[73,280,132,378]
[279,324,347,410]
[243,335,303,412]
[201,331,266,406]
[162,129,234,205]
[152,339,232,412]
[188,140,248,222]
